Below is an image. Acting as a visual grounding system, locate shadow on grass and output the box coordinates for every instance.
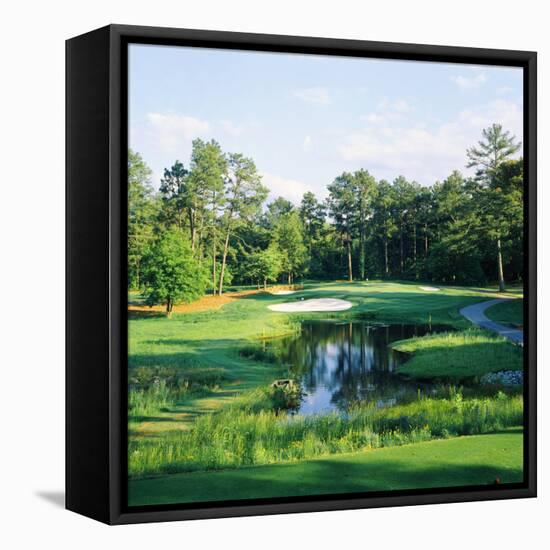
[128,452,523,506]
[129,310,166,319]
[130,341,287,390]
[397,337,523,381]
[492,427,523,434]
[129,415,181,423]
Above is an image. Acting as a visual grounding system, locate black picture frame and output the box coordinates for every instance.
[66,24,537,525]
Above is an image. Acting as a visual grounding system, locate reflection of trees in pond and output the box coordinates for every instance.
[273,321,449,414]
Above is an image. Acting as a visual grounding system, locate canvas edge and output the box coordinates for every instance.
[65,23,537,526]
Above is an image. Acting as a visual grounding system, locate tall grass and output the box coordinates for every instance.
[128,366,227,419]
[128,391,523,478]
[128,380,176,418]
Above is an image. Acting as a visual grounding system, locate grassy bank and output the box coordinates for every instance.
[128,281,500,435]
[128,431,523,505]
[127,281,524,499]
[128,281,503,396]
[128,391,522,478]
[485,299,523,327]
[393,329,523,380]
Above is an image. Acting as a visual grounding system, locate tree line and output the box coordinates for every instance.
[129,124,523,312]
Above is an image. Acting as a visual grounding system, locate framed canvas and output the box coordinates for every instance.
[66,24,537,525]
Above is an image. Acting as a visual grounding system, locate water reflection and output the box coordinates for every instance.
[274,321,450,415]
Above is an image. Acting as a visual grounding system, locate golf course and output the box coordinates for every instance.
[126,56,525,506]
[128,281,524,505]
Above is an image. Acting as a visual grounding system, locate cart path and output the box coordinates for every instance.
[459,299,523,345]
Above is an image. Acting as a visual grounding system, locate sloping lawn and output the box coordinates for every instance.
[393,329,523,380]
[485,299,523,327]
[128,431,523,505]
[128,281,495,434]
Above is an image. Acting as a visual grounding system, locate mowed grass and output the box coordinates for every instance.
[127,281,524,503]
[128,431,523,505]
[292,280,495,326]
[485,299,524,327]
[129,280,497,381]
[128,281,518,437]
[128,299,298,433]
[128,281,496,433]
[393,329,523,380]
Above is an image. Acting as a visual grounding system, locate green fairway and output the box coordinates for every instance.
[128,431,523,505]
[128,280,525,502]
[128,281,502,434]
[485,299,524,327]
[393,328,523,380]
[129,280,497,379]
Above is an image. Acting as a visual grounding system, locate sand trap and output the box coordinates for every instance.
[271,290,296,295]
[268,298,353,312]
[419,286,440,292]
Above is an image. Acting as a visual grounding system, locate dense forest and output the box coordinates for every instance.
[129,124,523,312]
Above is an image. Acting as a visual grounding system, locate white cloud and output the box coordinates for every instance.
[303,135,312,151]
[220,119,245,137]
[261,172,313,205]
[361,98,412,126]
[363,113,385,124]
[293,87,330,105]
[339,99,522,184]
[457,99,522,139]
[451,73,488,90]
[146,113,210,153]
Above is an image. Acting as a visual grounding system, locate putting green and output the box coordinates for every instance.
[268,297,353,312]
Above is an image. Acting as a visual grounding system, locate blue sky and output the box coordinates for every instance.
[129,43,523,204]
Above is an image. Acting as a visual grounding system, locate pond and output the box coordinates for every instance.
[272,320,451,415]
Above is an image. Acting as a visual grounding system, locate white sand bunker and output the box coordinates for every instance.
[268,298,353,312]
[419,286,440,292]
[270,290,296,295]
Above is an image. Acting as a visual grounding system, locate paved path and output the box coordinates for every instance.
[459,299,523,345]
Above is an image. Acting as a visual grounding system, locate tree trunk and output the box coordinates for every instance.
[188,209,196,251]
[384,238,389,277]
[166,298,173,316]
[211,186,218,295]
[347,240,353,282]
[413,224,417,279]
[496,237,505,292]
[359,228,365,280]
[197,216,205,266]
[264,277,267,290]
[424,222,428,258]
[218,229,231,295]
[400,223,404,274]
[212,239,217,296]
[288,272,291,285]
